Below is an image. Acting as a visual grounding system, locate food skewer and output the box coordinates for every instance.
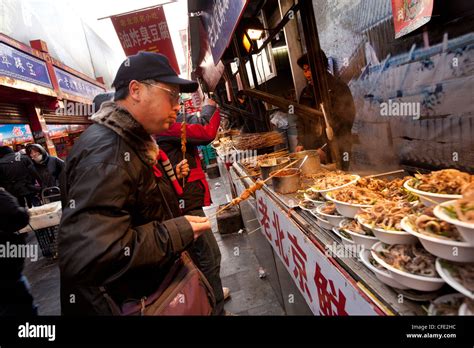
[209,158,302,219]
[181,107,187,188]
[237,173,260,179]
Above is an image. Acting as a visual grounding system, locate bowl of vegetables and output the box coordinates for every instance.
[403,170,470,206]
[339,218,378,249]
[434,199,474,246]
[401,207,474,262]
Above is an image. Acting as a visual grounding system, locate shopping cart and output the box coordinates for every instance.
[26,187,62,260]
[41,186,61,204]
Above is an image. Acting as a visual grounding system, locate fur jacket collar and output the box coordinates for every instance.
[91,101,158,166]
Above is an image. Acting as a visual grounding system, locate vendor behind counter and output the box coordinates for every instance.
[295,52,356,170]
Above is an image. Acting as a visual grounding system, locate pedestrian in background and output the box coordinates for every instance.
[0,187,37,316]
[0,146,41,207]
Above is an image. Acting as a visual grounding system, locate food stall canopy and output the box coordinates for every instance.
[189,15,224,92]
[188,0,249,92]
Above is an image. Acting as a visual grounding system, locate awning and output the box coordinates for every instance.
[188,0,248,92]
[189,15,225,92]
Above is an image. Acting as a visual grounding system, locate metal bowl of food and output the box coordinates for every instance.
[271,168,301,194]
[259,157,290,181]
[289,150,320,175]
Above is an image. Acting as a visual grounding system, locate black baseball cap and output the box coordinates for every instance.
[112,52,198,93]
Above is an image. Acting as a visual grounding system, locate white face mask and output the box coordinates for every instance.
[32,154,43,163]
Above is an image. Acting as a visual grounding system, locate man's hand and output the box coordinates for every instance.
[176,159,189,179]
[317,148,327,163]
[295,145,304,152]
[185,215,211,240]
[204,98,217,107]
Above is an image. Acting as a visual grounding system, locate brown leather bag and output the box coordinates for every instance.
[102,251,216,316]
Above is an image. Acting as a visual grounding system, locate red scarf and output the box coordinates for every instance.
[153,149,183,196]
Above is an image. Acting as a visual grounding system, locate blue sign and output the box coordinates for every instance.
[0,42,53,89]
[0,124,33,146]
[202,0,247,65]
[54,67,104,100]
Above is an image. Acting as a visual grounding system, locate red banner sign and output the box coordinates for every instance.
[391,0,434,39]
[111,6,180,73]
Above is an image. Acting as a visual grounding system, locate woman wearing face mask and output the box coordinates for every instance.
[26,144,64,196]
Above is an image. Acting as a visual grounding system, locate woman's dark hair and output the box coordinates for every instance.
[297,51,329,70]
[0,146,14,158]
[236,90,246,100]
[114,87,129,101]
[93,92,115,112]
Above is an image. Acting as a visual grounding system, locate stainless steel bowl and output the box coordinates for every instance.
[259,157,290,181]
[289,150,320,175]
[271,168,301,194]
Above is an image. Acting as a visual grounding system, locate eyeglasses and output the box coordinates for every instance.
[141,81,181,105]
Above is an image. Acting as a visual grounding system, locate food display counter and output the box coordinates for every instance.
[215,148,473,316]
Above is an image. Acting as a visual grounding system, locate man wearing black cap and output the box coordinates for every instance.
[59,52,212,315]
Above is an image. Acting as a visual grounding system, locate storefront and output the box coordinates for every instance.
[189,0,474,315]
[0,33,106,157]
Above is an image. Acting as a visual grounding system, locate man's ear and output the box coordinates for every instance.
[128,80,142,102]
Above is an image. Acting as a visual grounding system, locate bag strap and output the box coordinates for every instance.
[154,171,176,221]
[181,251,216,310]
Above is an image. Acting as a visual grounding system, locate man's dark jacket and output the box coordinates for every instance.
[297,72,355,151]
[26,144,64,188]
[59,101,195,315]
[0,151,40,201]
[0,188,30,282]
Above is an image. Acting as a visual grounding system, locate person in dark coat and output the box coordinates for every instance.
[25,144,64,189]
[0,187,37,316]
[0,146,41,207]
[58,52,211,315]
[93,92,228,315]
[295,52,356,169]
[158,98,227,314]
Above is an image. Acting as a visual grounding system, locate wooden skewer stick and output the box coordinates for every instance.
[363,169,405,179]
[416,195,439,205]
[262,158,301,184]
[237,173,260,179]
[209,158,302,219]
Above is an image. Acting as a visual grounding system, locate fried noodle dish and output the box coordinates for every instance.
[358,201,417,231]
[411,169,473,195]
[442,182,474,224]
[329,186,384,205]
[406,205,462,241]
[341,219,374,236]
[311,172,356,191]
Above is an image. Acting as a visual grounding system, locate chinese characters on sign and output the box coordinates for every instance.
[255,191,380,315]
[391,0,434,39]
[53,68,104,100]
[0,42,53,89]
[111,6,180,73]
[314,264,348,316]
[201,0,247,65]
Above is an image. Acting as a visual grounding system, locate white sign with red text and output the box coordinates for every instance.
[256,190,381,316]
